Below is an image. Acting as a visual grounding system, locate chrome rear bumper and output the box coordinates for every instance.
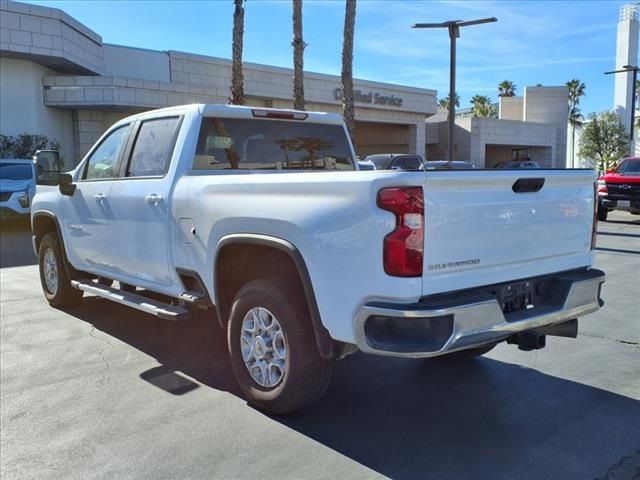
[354,268,605,358]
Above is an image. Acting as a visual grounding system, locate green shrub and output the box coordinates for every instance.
[0,133,61,159]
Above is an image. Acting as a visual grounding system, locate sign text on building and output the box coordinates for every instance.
[334,88,403,107]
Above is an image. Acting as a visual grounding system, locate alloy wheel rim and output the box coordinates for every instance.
[240,307,287,388]
[43,248,58,295]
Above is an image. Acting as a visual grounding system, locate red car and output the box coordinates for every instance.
[597,157,640,221]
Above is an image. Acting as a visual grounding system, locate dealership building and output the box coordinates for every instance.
[0,0,438,169]
[1,0,570,169]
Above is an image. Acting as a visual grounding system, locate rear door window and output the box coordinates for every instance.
[193,117,354,171]
[126,117,181,177]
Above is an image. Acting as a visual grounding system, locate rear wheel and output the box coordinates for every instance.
[38,233,83,308]
[227,278,332,415]
[597,203,608,221]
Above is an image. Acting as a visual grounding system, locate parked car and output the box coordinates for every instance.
[356,159,376,170]
[364,153,424,170]
[0,159,36,220]
[31,104,605,414]
[423,160,476,170]
[495,160,541,169]
[597,157,640,221]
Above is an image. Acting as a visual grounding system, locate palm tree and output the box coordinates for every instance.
[438,93,460,111]
[498,80,516,97]
[566,79,586,167]
[470,95,496,118]
[291,136,334,168]
[566,79,586,107]
[341,0,357,145]
[275,138,302,168]
[292,0,306,110]
[568,105,584,167]
[230,0,245,105]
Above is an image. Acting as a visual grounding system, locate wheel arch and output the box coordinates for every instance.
[32,210,64,251]
[214,234,342,359]
[32,210,82,279]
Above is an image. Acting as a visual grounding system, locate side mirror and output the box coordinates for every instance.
[34,150,75,196]
[606,168,615,174]
[34,150,62,186]
[58,173,76,196]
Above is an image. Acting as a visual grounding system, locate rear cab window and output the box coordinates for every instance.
[126,117,182,177]
[193,117,354,171]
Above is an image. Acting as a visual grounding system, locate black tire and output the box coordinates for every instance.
[439,343,497,360]
[120,283,136,293]
[597,203,608,222]
[97,276,114,287]
[227,278,332,415]
[38,233,83,308]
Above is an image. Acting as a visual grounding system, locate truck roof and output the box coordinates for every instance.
[112,104,345,128]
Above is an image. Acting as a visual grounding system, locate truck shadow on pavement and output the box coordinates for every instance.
[64,298,640,480]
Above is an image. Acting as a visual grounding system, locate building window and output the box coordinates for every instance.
[512,148,530,161]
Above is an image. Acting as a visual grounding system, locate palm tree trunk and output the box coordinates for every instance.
[292,0,306,111]
[231,0,245,105]
[571,124,575,168]
[341,0,356,146]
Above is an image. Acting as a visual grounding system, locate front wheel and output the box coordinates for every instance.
[597,203,608,221]
[38,233,83,308]
[227,278,332,415]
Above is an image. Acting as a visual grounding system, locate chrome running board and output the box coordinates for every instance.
[71,280,188,321]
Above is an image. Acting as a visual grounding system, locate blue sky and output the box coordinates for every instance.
[30,0,638,115]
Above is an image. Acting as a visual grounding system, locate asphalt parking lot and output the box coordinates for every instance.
[1,212,639,480]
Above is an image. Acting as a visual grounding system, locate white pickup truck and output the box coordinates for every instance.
[32,104,605,414]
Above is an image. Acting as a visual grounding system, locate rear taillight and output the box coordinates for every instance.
[592,181,598,250]
[377,187,424,277]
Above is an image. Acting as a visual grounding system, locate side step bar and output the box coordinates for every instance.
[71,280,188,321]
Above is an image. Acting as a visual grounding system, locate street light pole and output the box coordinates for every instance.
[447,24,458,166]
[630,66,637,146]
[605,64,639,155]
[413,17,497,165]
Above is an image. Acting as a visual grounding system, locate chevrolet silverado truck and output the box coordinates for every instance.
[32,104,605,414]
[597,157,640,221]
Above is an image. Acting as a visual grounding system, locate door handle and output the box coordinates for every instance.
[145,193,163,205]
[94,193,106,202]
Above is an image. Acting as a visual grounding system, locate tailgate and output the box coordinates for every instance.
[422,169,597,295]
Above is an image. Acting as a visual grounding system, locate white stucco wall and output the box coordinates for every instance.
[614,5,639,134]
[103,44,170,82]
[499,97,524,121]
[0,57,74,166]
